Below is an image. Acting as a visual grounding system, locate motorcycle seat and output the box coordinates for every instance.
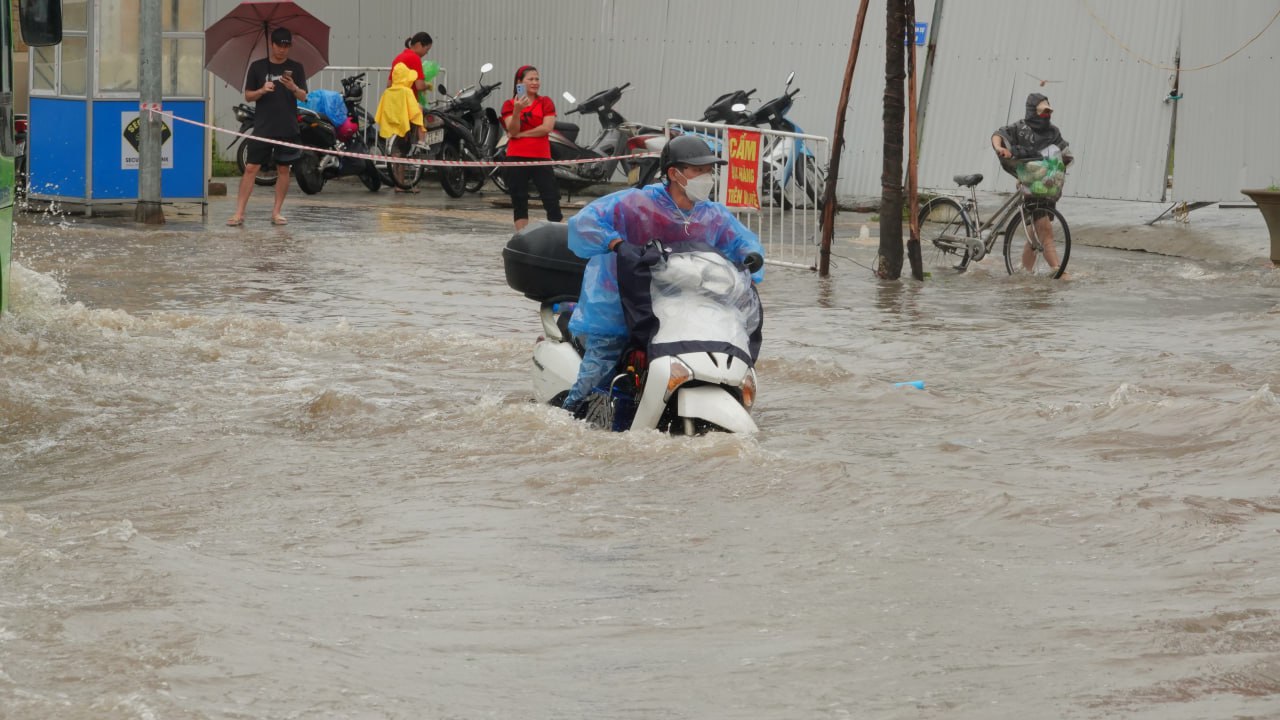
[554,121,580,144]
[556,311,585,356]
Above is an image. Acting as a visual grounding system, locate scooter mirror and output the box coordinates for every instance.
[562,91,577,105]
[785,71,795,86]
[480,63,493,74]
[437,84,448,96]
[731,103,748,113]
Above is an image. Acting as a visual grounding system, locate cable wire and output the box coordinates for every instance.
[1080,0,1280,72]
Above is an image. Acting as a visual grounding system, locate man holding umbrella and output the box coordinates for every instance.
[228,28,308,226]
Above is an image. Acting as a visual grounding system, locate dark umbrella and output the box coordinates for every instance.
[205,1,330,91]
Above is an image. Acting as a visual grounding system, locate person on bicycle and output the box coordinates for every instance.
[375,62,427,192]
[992,93,1074,276]
[560,134,765,413]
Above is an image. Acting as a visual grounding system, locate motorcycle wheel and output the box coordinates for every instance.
[294,152,326,195]
[371,137,395,187]
[358,163,382,192]
[463,147,486,194]
[237,136,279,186]
[489,149,509,194]
[439,143,467,198]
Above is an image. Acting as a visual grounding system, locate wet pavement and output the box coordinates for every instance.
[32,173,1274,269]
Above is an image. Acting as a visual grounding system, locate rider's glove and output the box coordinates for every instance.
[743,252,764,274]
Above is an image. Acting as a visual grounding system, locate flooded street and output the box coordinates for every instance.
[2,188,1279,719]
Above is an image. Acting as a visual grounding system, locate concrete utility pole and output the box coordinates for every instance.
[135,0,164,224]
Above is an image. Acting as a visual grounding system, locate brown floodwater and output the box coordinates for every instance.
[2,191,1279,719]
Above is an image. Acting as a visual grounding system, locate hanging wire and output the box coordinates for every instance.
[1080,0,1280,72]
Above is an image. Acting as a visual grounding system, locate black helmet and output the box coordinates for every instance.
[660,135,726,176]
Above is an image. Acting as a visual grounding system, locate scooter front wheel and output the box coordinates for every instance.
[463,147,486,194]
[439,143,467,198]
[489,149,509,194]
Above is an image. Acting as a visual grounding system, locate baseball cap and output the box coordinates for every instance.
[271,27,293,45]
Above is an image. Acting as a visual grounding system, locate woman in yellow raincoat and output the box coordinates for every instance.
[376,62,427,191]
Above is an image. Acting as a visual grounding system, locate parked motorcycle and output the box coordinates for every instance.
[746,72,825,209]
[502,223,761,435]
[625,88,757,188]
[431,62,503,197]
[626,73,825,209]
[232,73,381,193]
[492,82,640,196]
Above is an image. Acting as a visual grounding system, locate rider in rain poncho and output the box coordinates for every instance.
[563,134,765,410]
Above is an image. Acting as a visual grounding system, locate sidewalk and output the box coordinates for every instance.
[58,177,1277,267]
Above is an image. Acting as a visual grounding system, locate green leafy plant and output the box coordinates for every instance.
[211,137,240,176]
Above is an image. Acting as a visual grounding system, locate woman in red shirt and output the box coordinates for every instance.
[500,65,563,230]
[389,32,433,103]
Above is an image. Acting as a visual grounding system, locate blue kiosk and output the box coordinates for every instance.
[27,0,206,214]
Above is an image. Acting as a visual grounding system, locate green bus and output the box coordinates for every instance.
[1,0,61,314]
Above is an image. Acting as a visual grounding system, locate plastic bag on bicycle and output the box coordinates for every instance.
[1014,144,1066,201]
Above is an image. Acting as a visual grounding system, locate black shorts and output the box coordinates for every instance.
[245,137,302,167]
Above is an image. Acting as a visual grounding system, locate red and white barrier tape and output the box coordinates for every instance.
[147,108,656,168]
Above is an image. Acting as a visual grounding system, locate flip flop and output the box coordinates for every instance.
[226,217,244,227]
[394,187,420,194]
[271,216,288,226]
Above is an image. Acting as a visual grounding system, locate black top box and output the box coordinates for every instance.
[502,222,588,303]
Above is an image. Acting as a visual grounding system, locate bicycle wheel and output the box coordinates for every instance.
[920,196,976,273]
[1002,202,1071,278]
[387,134,423,190]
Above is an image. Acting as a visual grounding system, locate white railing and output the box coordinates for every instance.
[664,119,829,270]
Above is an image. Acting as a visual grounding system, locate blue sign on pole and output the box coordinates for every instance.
[915,22,928,46]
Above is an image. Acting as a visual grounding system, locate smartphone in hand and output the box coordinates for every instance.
[282,69,293,81]
[516,83,525,97]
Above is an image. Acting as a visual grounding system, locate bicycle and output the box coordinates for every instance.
[919,166,1071,279]
[384,133,426,190]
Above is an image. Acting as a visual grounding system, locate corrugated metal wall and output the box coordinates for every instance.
[918,0,1180,202]
[1173,0,1280,201]
[206,1,1273,202]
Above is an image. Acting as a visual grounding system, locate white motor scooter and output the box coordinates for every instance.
[504,224,760,435]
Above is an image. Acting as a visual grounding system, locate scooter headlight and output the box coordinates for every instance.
[741,369,757,409]
[663,358,693,401]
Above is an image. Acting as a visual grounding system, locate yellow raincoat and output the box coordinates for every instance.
[375,62,425,139]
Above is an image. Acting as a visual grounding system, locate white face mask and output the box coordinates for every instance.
[678,170,715,203]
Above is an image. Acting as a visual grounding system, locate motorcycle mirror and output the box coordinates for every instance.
[731,103,748,113]
[480,62,493,74]
[562,91,577,105]
[785,71,795,87]
[437,84,448,96]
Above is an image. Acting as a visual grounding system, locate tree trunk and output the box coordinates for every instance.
[877,0,907,279]
[818,0,872,277]
[905,0,923,280]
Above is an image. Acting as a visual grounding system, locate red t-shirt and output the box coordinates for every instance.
[501,95,556,159]
[388,49,424,85]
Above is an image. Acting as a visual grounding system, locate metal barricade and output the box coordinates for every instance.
[665,119,829,270]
